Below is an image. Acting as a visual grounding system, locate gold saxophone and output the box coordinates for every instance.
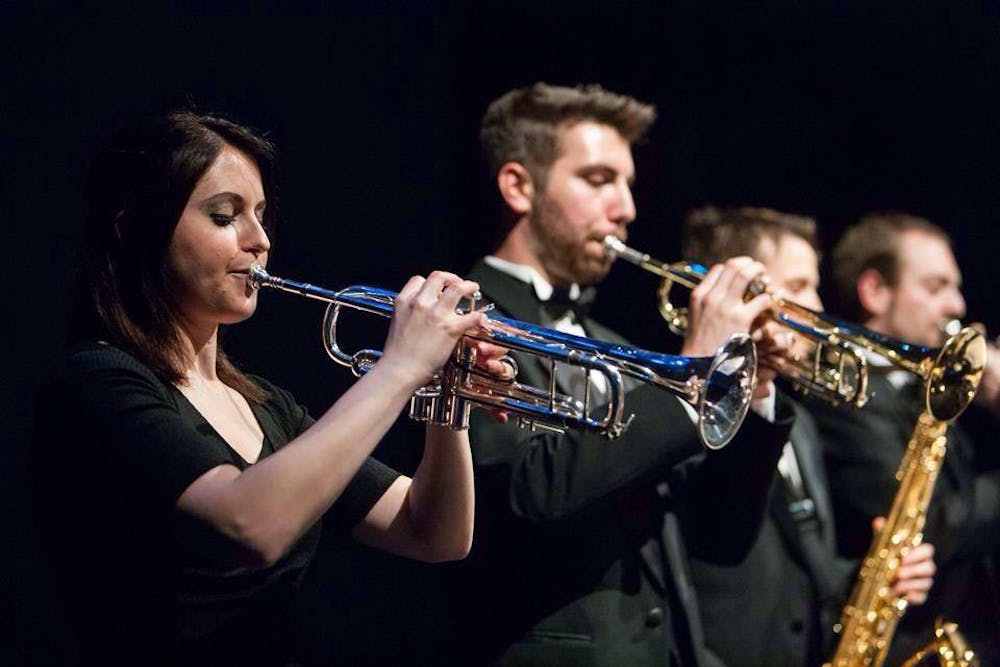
[824,327,987,667]
[899,620,979,667]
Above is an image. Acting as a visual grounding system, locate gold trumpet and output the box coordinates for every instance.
[248,265,758,448]
[604,235,869,407]
[605,235,987,419]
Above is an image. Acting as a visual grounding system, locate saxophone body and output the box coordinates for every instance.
[824,412,949,667]
[824,326,986,666]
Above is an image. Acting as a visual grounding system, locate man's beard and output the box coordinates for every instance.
[529,197,612,287]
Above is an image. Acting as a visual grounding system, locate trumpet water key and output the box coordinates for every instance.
[248,265,757,448]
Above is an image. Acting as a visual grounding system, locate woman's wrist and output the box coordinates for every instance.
[424,423,468,444]
[372,353,435,395]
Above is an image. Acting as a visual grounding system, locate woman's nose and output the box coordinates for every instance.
[244,216,271,255]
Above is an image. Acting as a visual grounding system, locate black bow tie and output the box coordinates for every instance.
[540,286,597,322]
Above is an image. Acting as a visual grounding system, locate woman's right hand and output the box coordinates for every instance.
[380,271,487,390]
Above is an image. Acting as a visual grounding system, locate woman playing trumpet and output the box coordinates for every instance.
[32,111,506,665]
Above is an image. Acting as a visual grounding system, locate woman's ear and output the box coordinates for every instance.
[496,162,534,217]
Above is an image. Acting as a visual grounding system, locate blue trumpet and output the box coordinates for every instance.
[249,265,757,448]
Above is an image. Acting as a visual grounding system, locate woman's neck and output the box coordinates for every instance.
[175,319,220,384]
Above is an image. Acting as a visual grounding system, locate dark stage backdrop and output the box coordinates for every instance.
[5,3,1000,663]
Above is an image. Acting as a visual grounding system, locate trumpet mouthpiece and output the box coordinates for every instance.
[603,235,626,257]
[248,265,270,291]
[603,235,650,267]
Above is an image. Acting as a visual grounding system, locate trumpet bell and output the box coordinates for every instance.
[485,313,758,448]
[699,333,756,449]
[926,326,987,422]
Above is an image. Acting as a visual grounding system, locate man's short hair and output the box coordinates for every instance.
[831,212,951,321]
[681,205,819,267]
[479,82,656,189]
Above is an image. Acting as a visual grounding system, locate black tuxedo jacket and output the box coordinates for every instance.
[807,372,1000,663]
[689,400,855,667]
[447,261,793,666]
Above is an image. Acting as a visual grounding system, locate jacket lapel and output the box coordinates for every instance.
[789,403,835,549]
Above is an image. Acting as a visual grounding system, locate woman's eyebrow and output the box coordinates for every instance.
[200,192,245,207]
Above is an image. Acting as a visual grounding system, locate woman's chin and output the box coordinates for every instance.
[220,300,258,325]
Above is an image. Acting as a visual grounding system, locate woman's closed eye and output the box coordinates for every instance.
[210,212,237,226]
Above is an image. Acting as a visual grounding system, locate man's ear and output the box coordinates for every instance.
[496,162,534,216]
[857,267,892,317]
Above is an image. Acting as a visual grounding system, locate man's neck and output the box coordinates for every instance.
[494,221,561,287]
[863,315,890,337]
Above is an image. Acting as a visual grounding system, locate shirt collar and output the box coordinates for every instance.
[484,255,581,303]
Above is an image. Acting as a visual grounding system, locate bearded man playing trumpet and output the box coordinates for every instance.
[801,212,1000,663]
[445,82,800,667]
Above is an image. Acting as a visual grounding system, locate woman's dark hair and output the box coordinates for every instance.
[79,110,277,402]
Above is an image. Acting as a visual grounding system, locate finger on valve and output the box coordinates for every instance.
[473,341,516,380]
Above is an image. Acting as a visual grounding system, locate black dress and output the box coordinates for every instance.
[33,342,399,665]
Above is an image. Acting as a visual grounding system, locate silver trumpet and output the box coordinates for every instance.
[248,265,758,448]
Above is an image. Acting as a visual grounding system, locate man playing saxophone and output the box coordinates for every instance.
[445,82,799,667]
[677,206,937,667]
[809,212,1000,663]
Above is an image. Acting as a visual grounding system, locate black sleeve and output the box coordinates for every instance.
[674,391,795,564]
[467,382,706,523]
[36,345,234,516]
[324,457,401,532]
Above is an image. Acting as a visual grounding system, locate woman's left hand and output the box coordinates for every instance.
[471,340,515,423]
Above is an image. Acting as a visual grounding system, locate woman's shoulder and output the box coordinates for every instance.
[62,341,155,376]
[65,340,146,368]
[43,341,167,396]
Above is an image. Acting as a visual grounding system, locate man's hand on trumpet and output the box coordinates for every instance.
[470,340,518,425]
[680,257,792,399]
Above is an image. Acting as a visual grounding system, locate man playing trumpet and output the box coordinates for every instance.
[446,82,797,667]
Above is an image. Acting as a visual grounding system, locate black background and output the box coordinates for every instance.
[5,2,1000,663]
